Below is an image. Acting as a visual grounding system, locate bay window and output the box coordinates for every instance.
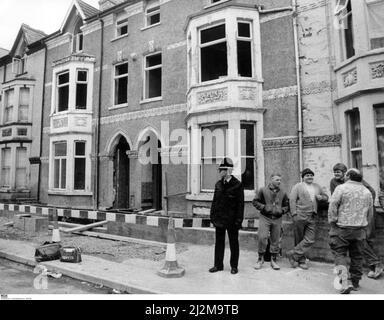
[54,142,67,189]
[76,70,88,109]
[18,87,29,121]
[241,122,255,190]
[365,0,384,49]
[237,22,253,77]
[1,148,11,188]
[74,141,86,190]
[57,71,70,112]
[347,109,362,169]
[4,89,14,123]
[15,147,27,189]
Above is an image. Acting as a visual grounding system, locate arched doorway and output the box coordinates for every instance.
[138,130,162,211]
[113,136,130,209]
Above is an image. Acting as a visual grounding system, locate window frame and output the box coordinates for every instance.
[53,141,68,190]
[198,22,228,83]
[113,61,129,107]
[145,4,161,27]
[15,146,27,189]
[116,17,129,38]
[236,20,254,78]
[200,122,228,192]
[75,69,88,110]
[18,87,30,122]
[240,121,256,190]
[56,70,70,113]
[346,108,362,169]
[0,147,12,188]
[74,140,86,191]
[143,52,162,100]
[3,88,15,124]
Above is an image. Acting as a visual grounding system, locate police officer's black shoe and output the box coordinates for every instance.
[231,268,238,274]
[209,266,223,273]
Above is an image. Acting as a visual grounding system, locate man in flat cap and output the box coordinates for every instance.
[209,157,244,274]
[330,163,383,279]
[287,168,328,269]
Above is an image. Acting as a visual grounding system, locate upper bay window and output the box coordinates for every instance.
[237,22,253,77]
[76,70,88,109]
[3,89,14,124]
[365,0,384,50]
[200,24,228,82]
[74,141,86,190]
[18,87,30,122]
[114,62,128,106]
[144,53,162,99]
[335,0,355,60]
[57,71,70,112]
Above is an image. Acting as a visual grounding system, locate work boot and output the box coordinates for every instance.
[254,254,264,270]
[368,265,383,279]
[270,254,280,270]
[286,250,298,268]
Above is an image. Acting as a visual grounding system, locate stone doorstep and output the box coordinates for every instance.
[0,202,260,230]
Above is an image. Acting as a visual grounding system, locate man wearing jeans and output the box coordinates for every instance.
[287,168,328,269]
[328,168,373,294]
[252,173,289,270]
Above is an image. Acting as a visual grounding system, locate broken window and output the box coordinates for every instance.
[241,122,255,190]
[54,142,67,189]
[114,62,128,105]
[4,89,14,123]
[146,5,160,26]
[237,22,253,77]
[116,17,129,37]
[19,87,30,121]
[366,0,384,49]
[76,70,88,109]
[335,0,355,59]
[57,71,69,112]
[74,141,86,190]
[200,24,228,82]
[16,147,27,189]
[347,109,362,169]
[145,53,162,99]
[201,123,228,191]
[1,148,11,188]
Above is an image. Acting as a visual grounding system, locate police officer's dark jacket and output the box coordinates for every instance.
[210,176,245,229]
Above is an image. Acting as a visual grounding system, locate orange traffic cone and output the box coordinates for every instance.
[51,210,61,243]
[157,217,185,278]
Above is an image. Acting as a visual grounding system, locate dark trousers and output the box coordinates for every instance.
[292,215,316,263]
[329,225,365,283]
[258,215,282,255]
[214,227,239,269]
[362,209,381,268]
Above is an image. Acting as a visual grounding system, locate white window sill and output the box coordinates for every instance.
[48,190,93,196]
[204,0,231,9]
[109,103,129,110]
[140,22,161,31]
[111,34,129,43]
[140,97,163,104]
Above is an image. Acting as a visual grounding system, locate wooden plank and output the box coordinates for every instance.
[138,209,156,215]
[62,220,108,233]
[1,221,14,227]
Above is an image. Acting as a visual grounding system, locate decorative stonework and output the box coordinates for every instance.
[2,129,12,137]
[263,134,342,151]
[75,117,87,127]
[197,88,228,105]
[53,117,68,129]
[343,69,357,88]
[167,41,187,50]
[301,81,336,95]
[52,54,96,68]
[148,40,155,53]
[100,103,187,125]
[126,150,138,159]
[371,62,384,79]
[239,87,258,100]
[263,86,297,100]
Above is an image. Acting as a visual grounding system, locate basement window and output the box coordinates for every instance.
[200,24,228,82]
[76,70,88,109]
[114,62,128,106]
[237,22,253,77]
[144,53,162,99]
[57,71,70,112]
[74,141,86,190]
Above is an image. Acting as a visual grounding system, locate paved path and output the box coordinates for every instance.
[0,258,110,294]
[0,238,383,295]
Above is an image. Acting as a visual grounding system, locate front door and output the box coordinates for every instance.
[113,138,130,209]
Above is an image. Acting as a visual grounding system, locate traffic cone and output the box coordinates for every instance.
[51,210,61,243]
[157,217,185,278]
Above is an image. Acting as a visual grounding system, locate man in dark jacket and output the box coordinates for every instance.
[209,158,244,274]
[330,163,383,279]
[253,173,289,270]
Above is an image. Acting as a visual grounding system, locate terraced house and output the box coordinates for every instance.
[2,0,384,225]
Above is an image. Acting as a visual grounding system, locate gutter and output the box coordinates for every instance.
[94,16,104,210]
[292,0,304,175]
[37,42,48,202]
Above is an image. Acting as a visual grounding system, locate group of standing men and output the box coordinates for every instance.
[209,158,383,294]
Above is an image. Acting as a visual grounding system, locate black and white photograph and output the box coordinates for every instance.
[0,0,383,305]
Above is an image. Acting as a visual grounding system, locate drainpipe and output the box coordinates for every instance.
[94,16,104,210]
[37,42,48,202]
[292,0,304,176]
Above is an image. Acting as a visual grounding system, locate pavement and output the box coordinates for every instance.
[0,238,383,295]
